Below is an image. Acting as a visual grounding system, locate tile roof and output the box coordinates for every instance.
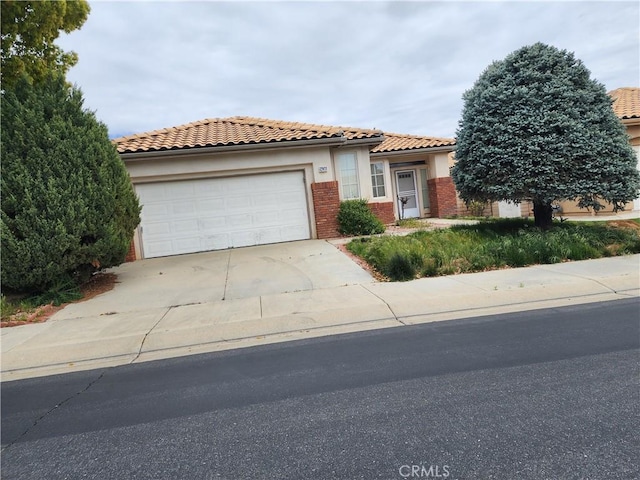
[609,87,640,120]
[372,132,456,153]
[114,116,384,154]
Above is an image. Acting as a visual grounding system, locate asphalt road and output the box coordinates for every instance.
[2,298,639,480]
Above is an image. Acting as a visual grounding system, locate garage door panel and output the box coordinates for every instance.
[144,222,172,236]
[173,219,199,235]
[228,214,252,227]
[174,237,201,252]
[168,182,195,197]
[137,171,310,258]
[199,216,226,230]
[225,196,252,210]
[195,182,223,195]
[172,201,197,215]
[143,203,171,220]
[197,198,225,211]
[202,234,230,250]
[281,208,308,222]
[281,224,309,238]
[144,239,174,258]
[254,211,279,224]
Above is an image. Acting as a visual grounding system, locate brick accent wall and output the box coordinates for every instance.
[311,181,340,239]
[428,177,458,218]
[368,201,395,224]
[125,239,136,262]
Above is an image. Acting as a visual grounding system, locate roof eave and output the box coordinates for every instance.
[370,144,455,157]
[621,116,640,125]
[337,134,385,148]
[118,135,348,160]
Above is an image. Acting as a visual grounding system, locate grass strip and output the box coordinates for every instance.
[346,218,640,281]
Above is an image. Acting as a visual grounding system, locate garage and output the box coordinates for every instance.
[136,171,311,258]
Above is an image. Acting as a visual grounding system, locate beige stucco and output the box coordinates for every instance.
[432,152,450,178]
[124,144,342,255]
[124,145,334,183]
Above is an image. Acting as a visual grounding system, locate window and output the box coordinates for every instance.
[420,168,430,209]
[336,152,360,199]
[370,162,386,197]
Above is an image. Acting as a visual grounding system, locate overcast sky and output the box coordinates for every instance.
[57,1,639,139]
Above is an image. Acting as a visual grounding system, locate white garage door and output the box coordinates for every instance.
[136,171,311,258]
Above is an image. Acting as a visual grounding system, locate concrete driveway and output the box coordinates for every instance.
[52,240,375,320]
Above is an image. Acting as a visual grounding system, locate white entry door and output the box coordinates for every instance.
[395,170,420,218]
[136,171,311,258]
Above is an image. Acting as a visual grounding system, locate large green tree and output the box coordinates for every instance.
[451,42,640,229]
[1,0,90,88]
[1,74,140,292]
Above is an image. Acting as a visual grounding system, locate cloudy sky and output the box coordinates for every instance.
[57,1,639,139]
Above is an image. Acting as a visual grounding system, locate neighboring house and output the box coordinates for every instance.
[114,117,455,260]
[558,87,640,216]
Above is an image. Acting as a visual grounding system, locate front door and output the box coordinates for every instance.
[395,170,420,218]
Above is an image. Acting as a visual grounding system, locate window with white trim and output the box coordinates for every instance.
[336,152,360,199]
[370,162,386,197]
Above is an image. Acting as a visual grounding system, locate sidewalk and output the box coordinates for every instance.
[2,252,638,382]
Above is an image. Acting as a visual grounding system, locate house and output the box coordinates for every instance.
[114,117,456,260]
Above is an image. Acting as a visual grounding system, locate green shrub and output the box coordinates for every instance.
[386,253,416,281]
[1,73,141,293]
[0,295,19,319]
[467,200,487,217]
[337,199,385,236]
[25,277,83,307]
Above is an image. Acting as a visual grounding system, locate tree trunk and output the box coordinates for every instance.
[533,200,553,230]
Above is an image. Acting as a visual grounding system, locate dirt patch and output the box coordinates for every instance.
[1,273,118,328]
[334,242,388,282]
[607,220,640,231]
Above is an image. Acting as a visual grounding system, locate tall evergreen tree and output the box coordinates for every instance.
[451,42,639,229]
[1,74,140,292]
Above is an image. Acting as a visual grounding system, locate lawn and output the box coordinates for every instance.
[346,218,640,281]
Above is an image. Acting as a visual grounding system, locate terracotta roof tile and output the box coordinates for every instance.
[114,116,384,154]
[372,132,455,153]
[609,87,640,120]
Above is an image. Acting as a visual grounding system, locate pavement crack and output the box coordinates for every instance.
[533,266,620,294]
[222,249,232,301]
[130,307,172,364]
[360,285,406,325]
[1,369,108,452]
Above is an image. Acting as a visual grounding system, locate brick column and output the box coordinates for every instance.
[124,238,136,262]
[428,177,458,218]
[311,181,340,239]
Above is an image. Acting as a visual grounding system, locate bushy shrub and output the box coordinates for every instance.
[1,74,141,292]
[386,253,416,281]
[337,199,385,236]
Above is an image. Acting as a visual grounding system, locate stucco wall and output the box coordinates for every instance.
[124,146,333,183]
